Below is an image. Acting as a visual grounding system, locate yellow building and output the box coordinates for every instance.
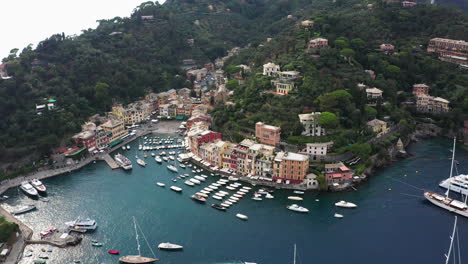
[366,119,388,137]
[101,119,127,143]
[112,102,151,125]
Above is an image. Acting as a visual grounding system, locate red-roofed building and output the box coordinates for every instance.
[413,84,430,96]
[325,162,353,185]
[72,131,96,150]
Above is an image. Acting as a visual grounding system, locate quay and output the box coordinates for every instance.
[26,233,82,248]
[102,154,119,169]
[0,121,183,196]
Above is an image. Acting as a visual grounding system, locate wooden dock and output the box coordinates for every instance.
[102,154,119,169]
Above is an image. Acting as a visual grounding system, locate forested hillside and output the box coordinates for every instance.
[0,0,466,178]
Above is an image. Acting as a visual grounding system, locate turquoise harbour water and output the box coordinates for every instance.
[3,136,468,264]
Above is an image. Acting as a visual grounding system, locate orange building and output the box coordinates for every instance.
[412,84,429,96]
[273,152,309,184]
[255,122,281,146]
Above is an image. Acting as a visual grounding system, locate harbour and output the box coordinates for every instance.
[1,137,467,264]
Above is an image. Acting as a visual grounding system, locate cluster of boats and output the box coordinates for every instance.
[19,179,47,197]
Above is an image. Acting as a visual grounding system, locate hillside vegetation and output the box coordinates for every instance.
[0,0,466,178]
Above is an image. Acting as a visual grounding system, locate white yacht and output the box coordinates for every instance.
[65,218,97,230]
[439,174,468,196]
[136,156,146,167]
[287,204,309,213]
[30,179,47,193]
[335,201,357,208]
[158,242,183,250]
[167,165,178,173]
[114,154,132,170]
[155,156,162,163]
[20,181,38,197]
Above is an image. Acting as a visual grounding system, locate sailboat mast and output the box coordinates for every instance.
[445,216,457,264]
[133,216,141,256]
[293,244,296,264]
[446,137,456,198]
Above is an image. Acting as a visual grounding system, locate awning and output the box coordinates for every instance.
[65,147,86,157]
[108,139,123,148]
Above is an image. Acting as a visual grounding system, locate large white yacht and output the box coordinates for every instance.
[20,181,39,197]
[115,154,133,170]
[439,174,468,196]
[65,218,97,230]
[30,179,47,193]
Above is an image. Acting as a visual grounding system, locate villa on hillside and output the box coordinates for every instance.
[298,112,326,137]
[307,38,328,50]
[263,62,281,76]
[413,84,430,96]
[380,43,394,52]
[367,119,389,137]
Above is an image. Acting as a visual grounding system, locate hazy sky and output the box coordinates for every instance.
[0,0,164,59]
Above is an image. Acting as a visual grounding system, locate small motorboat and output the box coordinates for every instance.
[335,201,357,208]
[226,186,236,191]
[172,178,177,182]
[196,192,208,198]
[293,190,305,195]
[156,182,165,187]
[11,205,36,215]
[191,194,207,202]
[236,213,248,220]
[158,242,183,250]
[252,197,262,201]
[108,250,120,255]
[184,180,195,186]
[212,195,223,200]
[91,242,103,247]
[288,196,303,201]
[265,193,274,199]
[287,204,309,213]
[211,204,227,211]
[170,186,182,192]
[233,194,243,198]
[179,164,186,168]
[189,178,201,185]
[334,213,344,218]
[221,203,231,208]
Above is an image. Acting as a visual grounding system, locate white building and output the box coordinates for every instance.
[304,142,333,161]
[298,112,325,136]
[263,62,280,77]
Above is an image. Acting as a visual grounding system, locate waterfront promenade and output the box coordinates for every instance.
[0,121,182,196]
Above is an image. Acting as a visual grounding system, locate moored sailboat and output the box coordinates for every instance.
[119,217,158,263]
[424,138,468,218]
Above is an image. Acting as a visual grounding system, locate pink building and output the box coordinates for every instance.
[307,38,328,50]
[196,131,222,145]
[365,69,375,79]
[402,1,417,7]
[255,122,281,146]
[325,162,353,185]
[380,43,394,52]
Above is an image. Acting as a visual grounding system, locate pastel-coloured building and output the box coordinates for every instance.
[255,122,281,146]
[412,84,429,96]
[273,152,309,184]
[325,162,353,185]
